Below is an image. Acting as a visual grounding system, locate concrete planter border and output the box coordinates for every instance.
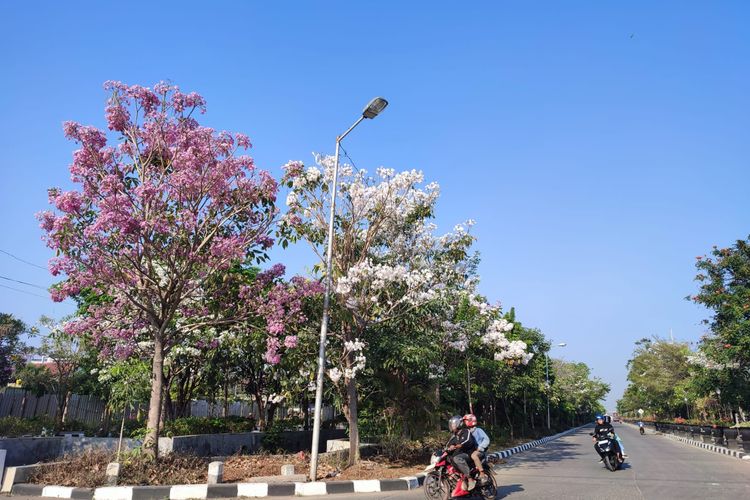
[661,432,749,461]
[6,426,582,499]
[487,425,584,462]
[10,478,424,499]
[629,422,750,462]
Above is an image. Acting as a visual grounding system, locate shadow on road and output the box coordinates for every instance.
[496,483,525,498]
[495,441,582,470]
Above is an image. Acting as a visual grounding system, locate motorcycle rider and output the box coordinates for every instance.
[446,415,478,491]
[463,413,490,482]
[592,414,623,462]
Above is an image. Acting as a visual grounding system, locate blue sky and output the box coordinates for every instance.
[1,1,748,410]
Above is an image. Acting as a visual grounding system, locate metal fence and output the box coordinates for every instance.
[634,420,750,453]
[0,387,137,426]
[0,387,336,426]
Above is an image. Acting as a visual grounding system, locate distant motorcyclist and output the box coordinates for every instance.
[463,413,490,481]
[446,415,478,490]
[592,414,623,461]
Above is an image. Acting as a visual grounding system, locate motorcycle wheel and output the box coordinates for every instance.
[479,472,497,500]
[605,454,617,472]
[423,472,451,500]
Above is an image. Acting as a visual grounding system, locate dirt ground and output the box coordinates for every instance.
[29,450,429,487]
[321,460,426,481]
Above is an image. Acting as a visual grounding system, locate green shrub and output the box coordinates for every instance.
[261,417,303,452]
[161,416,256,437]
[376,433,444,463]
[0,416,56,437]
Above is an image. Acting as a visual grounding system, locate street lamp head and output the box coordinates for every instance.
[558,343,567,347]
[363,97,388,119]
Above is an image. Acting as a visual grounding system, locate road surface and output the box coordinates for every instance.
[266,423,750,499]
[6,424,749,500]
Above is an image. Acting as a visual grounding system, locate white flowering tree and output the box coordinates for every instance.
[437,286,533,416]
[281,157,478,463]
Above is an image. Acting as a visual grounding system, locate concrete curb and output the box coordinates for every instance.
[660,433,750,461]
[628,422,750,462]
[487,424,587,462]
[8,426,583,499]
[10,478,426,499]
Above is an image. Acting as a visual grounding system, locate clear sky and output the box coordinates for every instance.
[1,1,748,410]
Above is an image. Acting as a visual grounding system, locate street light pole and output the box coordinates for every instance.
[715,388,722,421]
[309,98,388,482]
[545,353,550,430]
[545,342,567,430]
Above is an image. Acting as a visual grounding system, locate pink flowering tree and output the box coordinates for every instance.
[280,156,478,463]
[39,81,279,455]
[203,264,323,429]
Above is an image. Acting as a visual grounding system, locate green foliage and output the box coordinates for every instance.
[688,236,750,416]
[0,416,57,437]
[102,359,151,412]
[0,313,32,386]
[160,416,256,437]
[691,236,750,369]
[617,337,692,417]
[15,363,55,396]
[376,434,443,463]
[261,417,303,452]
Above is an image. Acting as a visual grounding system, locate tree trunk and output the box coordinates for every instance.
[343,374,360,466]
[435,385,441,432]
[254,394,266,431]
[60,391,72,425]
[523,389,527,437]
[268,402,278,427]
[144,336,164,458]
[223,378,229,418]
[159,381,168,429]
[501,397,513,441]
[303,392,310,431]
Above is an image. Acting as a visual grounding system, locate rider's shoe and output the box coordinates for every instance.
[465,478,476,490]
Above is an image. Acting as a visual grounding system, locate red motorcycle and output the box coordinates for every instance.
[423,448,497,499]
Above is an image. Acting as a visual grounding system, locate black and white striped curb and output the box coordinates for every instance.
[653,430,750,461]
[627,422,750,462]
[11,478,426,499]
[9,427,583,499]
[488,424,586,461]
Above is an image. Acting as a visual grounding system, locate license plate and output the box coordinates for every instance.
[598,440,609,445]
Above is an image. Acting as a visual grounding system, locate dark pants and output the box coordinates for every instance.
[594,439,621,459]
[451,453,472,475]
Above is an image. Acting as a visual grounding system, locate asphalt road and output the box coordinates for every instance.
[266,423,750,500]
[6,424,749,500]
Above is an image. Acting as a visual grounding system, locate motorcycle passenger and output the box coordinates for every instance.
[446,415,478,490]
[463,413,490,481]
[592,414,623,461]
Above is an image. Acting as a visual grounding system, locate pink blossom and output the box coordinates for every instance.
[39,80,282,362]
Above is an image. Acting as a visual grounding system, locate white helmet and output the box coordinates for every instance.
[448,415,463,432]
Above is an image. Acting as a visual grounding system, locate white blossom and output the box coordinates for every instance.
[327,367,342,383]
[285,191,298,207]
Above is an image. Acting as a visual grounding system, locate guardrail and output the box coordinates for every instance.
[628,420,750,453]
